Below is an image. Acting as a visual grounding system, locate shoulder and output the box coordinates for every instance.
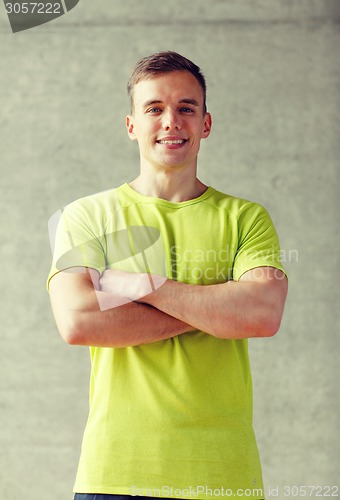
[65,186,119,210]
[60,185,127,220]
[208,187,269,219]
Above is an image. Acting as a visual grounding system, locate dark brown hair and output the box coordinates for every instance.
[127,51,207,114]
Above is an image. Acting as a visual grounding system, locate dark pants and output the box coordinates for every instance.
[74,497,132,500]
[74,496,176,500]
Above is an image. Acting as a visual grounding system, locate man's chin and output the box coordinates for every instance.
[153,154,191,170]
[154,161,187,172]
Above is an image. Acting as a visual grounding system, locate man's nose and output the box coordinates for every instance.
[162,109,181,130]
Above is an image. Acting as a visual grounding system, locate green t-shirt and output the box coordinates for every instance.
[48,184,286,499]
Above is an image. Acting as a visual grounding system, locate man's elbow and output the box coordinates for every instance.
[57,312,87,346]
[257,280,288,337]
[62,328,82,346]
[255,302,286,337]
[212,314,282,340]
[231,305,284,339]
[257,314,282,337]
[239,316,282,339]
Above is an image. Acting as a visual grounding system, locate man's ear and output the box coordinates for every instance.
[126,115,137,141]
[201,112,212,139]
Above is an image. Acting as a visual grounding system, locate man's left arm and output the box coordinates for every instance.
[137,267,288,339]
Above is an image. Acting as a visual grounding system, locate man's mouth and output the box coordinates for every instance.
[157,136,188,146]
[157,139,187,145]
[157,139,186,145]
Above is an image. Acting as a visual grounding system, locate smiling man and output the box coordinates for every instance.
[48,52,287,500]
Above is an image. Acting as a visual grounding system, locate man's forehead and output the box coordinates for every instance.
[133,72,204,107]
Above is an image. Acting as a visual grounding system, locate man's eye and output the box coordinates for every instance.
[180,107,194,113]
[147,107,162,113]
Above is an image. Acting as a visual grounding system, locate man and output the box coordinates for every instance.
[48,51,287,500]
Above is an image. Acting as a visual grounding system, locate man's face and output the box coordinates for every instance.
[126,71,212,172]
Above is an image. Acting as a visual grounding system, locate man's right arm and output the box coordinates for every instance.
[49,267,193,348]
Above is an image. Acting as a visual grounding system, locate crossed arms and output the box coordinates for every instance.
[49,266,288,347]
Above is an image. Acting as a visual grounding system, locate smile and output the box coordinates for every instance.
[157,139,187,145]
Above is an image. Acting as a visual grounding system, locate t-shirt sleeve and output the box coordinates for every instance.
[47,199,106,290]
[232,202,287,281]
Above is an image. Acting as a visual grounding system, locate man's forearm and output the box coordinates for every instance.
[138,270,287,339]
[73,297,194,348]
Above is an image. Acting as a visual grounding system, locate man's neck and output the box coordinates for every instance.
[129,170,208,203]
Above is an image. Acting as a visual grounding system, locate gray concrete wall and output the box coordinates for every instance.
[0,1,339,498]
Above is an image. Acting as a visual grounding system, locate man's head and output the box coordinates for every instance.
[126,52,212,174]
[127,51,207,115]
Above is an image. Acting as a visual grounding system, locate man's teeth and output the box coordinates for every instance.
[158,139,185,145]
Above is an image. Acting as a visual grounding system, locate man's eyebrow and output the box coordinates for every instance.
[178,98,199,107]
[143,98,200,107]
[143,99,163,108]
